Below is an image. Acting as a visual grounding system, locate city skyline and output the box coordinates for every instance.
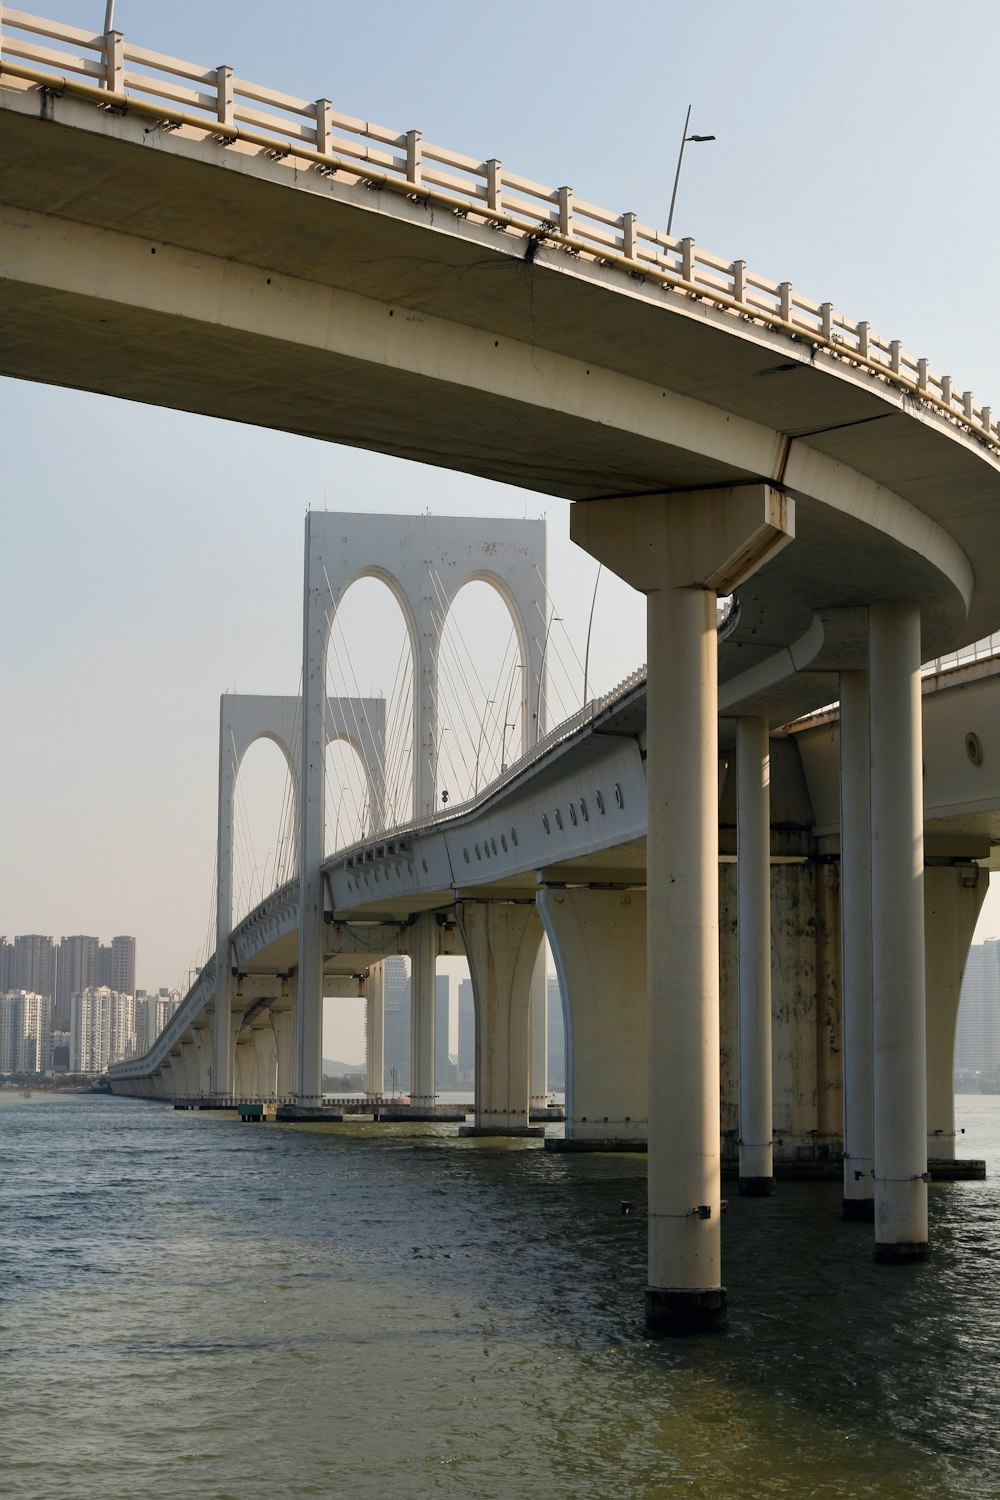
[4,0,1000,1055]
[0,931,138,1005]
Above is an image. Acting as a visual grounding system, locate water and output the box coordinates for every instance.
[3,1095,1000,1499]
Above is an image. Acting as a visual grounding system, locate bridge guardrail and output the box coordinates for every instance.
[2,9,998,459]
[335,661,649,866]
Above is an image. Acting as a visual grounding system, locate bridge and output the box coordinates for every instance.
[6,8,1000,1333]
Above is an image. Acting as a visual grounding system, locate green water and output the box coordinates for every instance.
[2,1093,999,1498]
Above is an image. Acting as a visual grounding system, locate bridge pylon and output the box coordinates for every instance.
[295,510,546,1105]
[213,690,384,1100]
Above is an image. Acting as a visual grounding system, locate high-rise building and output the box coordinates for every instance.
[383,963,450,1093]
[133,992,157,1056]
[457,977,475,1084]
[133,988,181,1055]
[0,938,13,992]
[383,956,410,1092]
[0,991,52,1073]
[0,992,24,1072]
[435,973,454,1090]
[51,1030,71,1071]
[110,936,136,999]
[97,944,112,988]
[14,935,55,999]
[70,987,135,1073]
[56,935,100,1030]
[956,940,1000,1079]
[20,992,52,1073]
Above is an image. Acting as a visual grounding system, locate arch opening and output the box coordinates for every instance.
[437,579,526,803]
[325,575,413,838]
[325,738,374,856]
[231,736,298,925]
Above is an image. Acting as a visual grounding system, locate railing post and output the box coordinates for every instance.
[778,281,792,323]
[486,159,503,213]
[557,185,573,237]
[983,406,992,434]
[732,260,746,304]
[857,321,869,359]
[963,390,975,420]
[314,98,332,156]
[105,30,124,93]
[890,340,901,374]
[622,211,637,261]
[405,129,422,185]
[917,357,929,391]
[681,237,695,282]
[216,64,234,128]
[941,374,952,407]
[820,302,834,341]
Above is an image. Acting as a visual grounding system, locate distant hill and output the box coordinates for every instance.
[322,1057,364,1075]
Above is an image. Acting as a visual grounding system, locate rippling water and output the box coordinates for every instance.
[3,1092,1000,1499]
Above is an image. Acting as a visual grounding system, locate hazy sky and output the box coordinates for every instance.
[4,1,1000,1057]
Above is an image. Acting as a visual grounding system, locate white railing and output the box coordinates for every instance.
[2,8,998,458]
[923,633,1000,676]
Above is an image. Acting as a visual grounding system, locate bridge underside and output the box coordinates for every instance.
[4,77,1000,705]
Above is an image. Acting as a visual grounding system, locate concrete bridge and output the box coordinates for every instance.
[7,8,1000,1331]
[110,614,1000,1180]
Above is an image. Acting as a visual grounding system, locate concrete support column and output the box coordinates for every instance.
[192,1027,214,1095]
[456,900,542,1133]
[840,668,875,1219]
[159,1060,174,1099]
[537,886,646,1144]
[869,601,928,1261]
[251,1022,278,1098]
[736,714,774,1195]
[410,912,437,1107]
[234,1032,257,1097]
[172,1048,188,1097]
[214,696,236,1101]
[365,961,385,1097]
[217,1013,241,1100]
[272,1004,295,1098]
[297,513,328,1106]
[529,939,548,1110]
[925,864,987,1161]
[572,482,793,1334]
[815,863,844,1147]
[179,1040,199,1096]
[647,583,724,1327]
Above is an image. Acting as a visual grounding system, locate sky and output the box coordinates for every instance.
[4,1,1000,1058]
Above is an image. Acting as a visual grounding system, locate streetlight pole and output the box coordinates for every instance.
[667,104,716,239]
[583,563,602,707]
